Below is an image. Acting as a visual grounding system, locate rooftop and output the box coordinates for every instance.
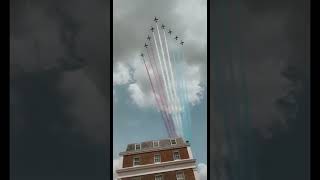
[120,137,190,155]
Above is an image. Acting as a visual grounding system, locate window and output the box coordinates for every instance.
[133,157,140,166]
[155,175,163,180]
[176,172,185,180]
[170,139,177,145]
[153,140,159,147]
[173,151,180,160]
[154,154,161,163]
[135,144,141,150]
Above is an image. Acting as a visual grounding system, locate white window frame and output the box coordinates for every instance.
[173,150,180,160]
[135,143,141,150]
[170,138,177,145]
[176,171,185,180]
[133,156,140,166]
[153,140,160,147]
[155,174,163,180]
[154,153,161,163]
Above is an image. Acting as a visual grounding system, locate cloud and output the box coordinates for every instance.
[11,0,112,178]
[59,69,108,144]
[128,83,156,108]
[198,163,207,180]
[183,63,205,105]
[119,57,205,109]
[113,62,132,86]
[113,0,207,109]
[11,0,111,96]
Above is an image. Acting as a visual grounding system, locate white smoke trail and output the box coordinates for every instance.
[152,31,173,115]
[155,23,180,135]
[163,29,183,137]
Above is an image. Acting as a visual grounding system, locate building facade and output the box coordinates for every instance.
[116,137,199,180]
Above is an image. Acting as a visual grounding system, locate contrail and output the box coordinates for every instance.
[163,29,183,137]
[148,41,176,136]
[145,49,172,137]
[172,51,185,138]
[173,50,189,139]
[156,23,179,135]
[146,44,175,137]
[180,49,192,140]
[152,31,171,112]
[152,30,177,135]
[182,63,192,140]
[141,54,172,137]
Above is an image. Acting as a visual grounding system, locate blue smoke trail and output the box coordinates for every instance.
[180,50,192,142]
[172,48,192,141]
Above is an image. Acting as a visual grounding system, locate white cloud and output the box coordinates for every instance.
[183,63,205,105]
[123,55,205,110]
[113,62,132,86]
[124,54,205,109]
[128,83,156,108]
[198,163,207,180]
[113,0,207,110]
[174,0,207,45]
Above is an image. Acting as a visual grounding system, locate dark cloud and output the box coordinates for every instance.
[10,0,110,94]
[10,70,109,179]
[210,0,309,179]
[10,0,111,179]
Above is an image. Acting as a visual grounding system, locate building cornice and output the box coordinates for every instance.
[116,159,197,179]
[119,144,189,156]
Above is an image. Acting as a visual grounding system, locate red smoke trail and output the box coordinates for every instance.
[149,38,177,137]
[147,45,176,137]
[141,54,172,137]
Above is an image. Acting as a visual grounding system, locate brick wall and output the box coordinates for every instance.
[122,168,195,180]
[123,147,190,168]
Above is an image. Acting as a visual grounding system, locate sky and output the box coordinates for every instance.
[113,0,207,178]
[10,0,309,180]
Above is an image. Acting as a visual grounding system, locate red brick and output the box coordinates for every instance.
[123,147,190,168]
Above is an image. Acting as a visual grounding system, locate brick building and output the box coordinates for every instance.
[116,137,199,180]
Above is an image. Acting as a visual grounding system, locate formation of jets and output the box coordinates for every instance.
[143,17,184,51]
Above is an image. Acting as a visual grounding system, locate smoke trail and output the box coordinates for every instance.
[141,54,172,137]
[163,29,183,137]
[145,49,173,137]
[155,23,180,136]
[180,49,192,140]
[173,49,191,140]
[149,42,177,137]
[151,31,171,112]
[152,31,177,136]
[172,51,187,139]
[146,44,176,137]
